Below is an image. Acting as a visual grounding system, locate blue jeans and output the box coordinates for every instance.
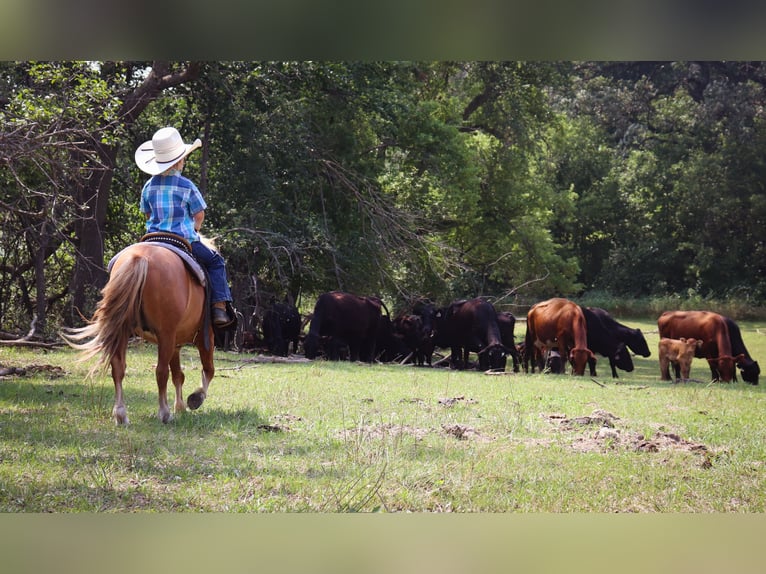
[191,240,232,304]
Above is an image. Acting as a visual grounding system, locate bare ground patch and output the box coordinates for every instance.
[543,409,713,464]
[0,363,66,379]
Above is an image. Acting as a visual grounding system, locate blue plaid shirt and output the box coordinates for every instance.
[140,171,207,243]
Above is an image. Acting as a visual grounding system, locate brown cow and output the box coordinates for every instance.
[524,298,595,376]
[657,311,745,382]
[658,337,702,381]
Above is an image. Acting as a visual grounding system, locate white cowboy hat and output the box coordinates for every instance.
[134,127,202,175]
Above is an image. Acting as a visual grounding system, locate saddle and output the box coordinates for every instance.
[107,233,237,349]
[107,233,206,286]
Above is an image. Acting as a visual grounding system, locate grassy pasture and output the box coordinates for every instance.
[1,317,766,513]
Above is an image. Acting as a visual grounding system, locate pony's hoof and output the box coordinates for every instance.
[113,408,129,425]
[187,392,205,410]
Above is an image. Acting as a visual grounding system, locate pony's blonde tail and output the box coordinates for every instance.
[61,252,148,377]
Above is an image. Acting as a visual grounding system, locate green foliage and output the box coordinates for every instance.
[3,60,766,335]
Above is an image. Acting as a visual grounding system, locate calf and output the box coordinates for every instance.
[262,301,301,356]
[496,311,521,372]
[659,337,702,382]
[390,314,428,364]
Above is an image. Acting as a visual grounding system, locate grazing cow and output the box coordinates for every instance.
[390,313,431,365]
[723,316,760,384]
[657,310,745,382]
[525,298,595,376]
[496,311,521,372]
[433,298,508,371]
[517,341,557,373]
[262,301,301,356]
[581,307,651,378]
[658,337,702,381]
[411,301,437,366]
[304,291,388,362]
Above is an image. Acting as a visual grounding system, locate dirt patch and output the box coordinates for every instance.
[438,395,478,407]
[545,409,712,463]
[0,363,66,379]
[257,413,304,432]
[441,423,494,442]
[551,408,620,429]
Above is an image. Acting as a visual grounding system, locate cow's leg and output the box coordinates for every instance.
[680,361,691,380]
[659,354,672,381]
[110,346,129,425]
[609,357,619,378]
[557,341,568,374]
[188,329,215,411]
[450,346,461,369]
[170,348,186,416]
[588,356,598,377]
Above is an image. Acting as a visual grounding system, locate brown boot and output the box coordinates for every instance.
[212,306,230,326]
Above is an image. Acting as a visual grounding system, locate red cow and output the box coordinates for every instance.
[657,311,745,382]
[658,337,702,381]
[524,298,595,376]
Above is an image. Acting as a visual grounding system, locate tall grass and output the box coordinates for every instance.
[578,290,766,320]
[1,318,765,512]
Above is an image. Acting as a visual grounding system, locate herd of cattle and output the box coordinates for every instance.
[253,291,760,385]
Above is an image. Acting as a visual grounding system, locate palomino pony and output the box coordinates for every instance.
[62,241,214,424]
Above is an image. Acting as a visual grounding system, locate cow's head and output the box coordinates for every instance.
[740,360,760,385]
[613,341,634,372]
[479,343,507,372]
[628,328,652,357]
[569,347,595,376]
[708,353,745,382]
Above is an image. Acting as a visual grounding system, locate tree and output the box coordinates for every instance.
[0,61,201,336]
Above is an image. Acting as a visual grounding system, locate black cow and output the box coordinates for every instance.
[389,314,428,364]
[581,306,651,378]
[723,316,760,384]
[411,301,437,366]
[433,298,508,371]
[496,311,521,372]
[304,291,387,362]
[374,315,407,363]
[262,301,301,356]
[581,307,633,378]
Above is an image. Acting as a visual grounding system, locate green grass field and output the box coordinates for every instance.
[1,317,765,512]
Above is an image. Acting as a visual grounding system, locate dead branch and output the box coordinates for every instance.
[0,339,64,349]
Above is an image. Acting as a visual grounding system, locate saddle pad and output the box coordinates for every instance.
[107,242,207,286]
